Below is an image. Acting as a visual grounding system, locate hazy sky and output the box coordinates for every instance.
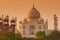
[0,0,60,30]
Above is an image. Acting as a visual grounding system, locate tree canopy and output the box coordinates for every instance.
[35,31,46,40]
[0,32,22,40]
[48,31,60,39]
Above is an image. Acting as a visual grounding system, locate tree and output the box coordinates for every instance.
[1,32,22,40]
[0,34,2,40]
[15,33,22,40]
[35,31,46,40]
[48,31,60,39]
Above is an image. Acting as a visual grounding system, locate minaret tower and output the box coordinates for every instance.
[3,15,9,32]
[45,19,48,30]
[54,14,58,31]
[45,19,48,35]
[10,17,17,32]
[0,16,3,33]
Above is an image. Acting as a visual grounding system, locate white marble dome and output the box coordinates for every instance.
[27,6,40,20]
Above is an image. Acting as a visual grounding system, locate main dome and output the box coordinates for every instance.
[27,6,40,20]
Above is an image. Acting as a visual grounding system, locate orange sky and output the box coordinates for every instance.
[0,0,60,30]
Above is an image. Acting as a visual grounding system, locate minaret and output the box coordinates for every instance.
[3,15,9,32]
[54,14,58,31]
[0,17,3,34]
[46,20,48,30]
[3,15,9,26]
[45,19,48,35]
[10,17,17,32]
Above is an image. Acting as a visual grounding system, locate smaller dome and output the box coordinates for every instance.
[20,21,22,24]
[40,18,44,22]
[27,6,40,20]
[23,18,27,22]
[38,18,44,24]
[0,17,2,20]
[11,18,15,23]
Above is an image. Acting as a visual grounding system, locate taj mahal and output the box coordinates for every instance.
[19,4,58,38]
[19,5,48,38]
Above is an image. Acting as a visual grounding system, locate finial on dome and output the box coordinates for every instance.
[33,3,34,8]
[46,19,48,23]
[32,0,36,8]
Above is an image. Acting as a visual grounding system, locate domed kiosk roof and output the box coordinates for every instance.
[27,6,40,20]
